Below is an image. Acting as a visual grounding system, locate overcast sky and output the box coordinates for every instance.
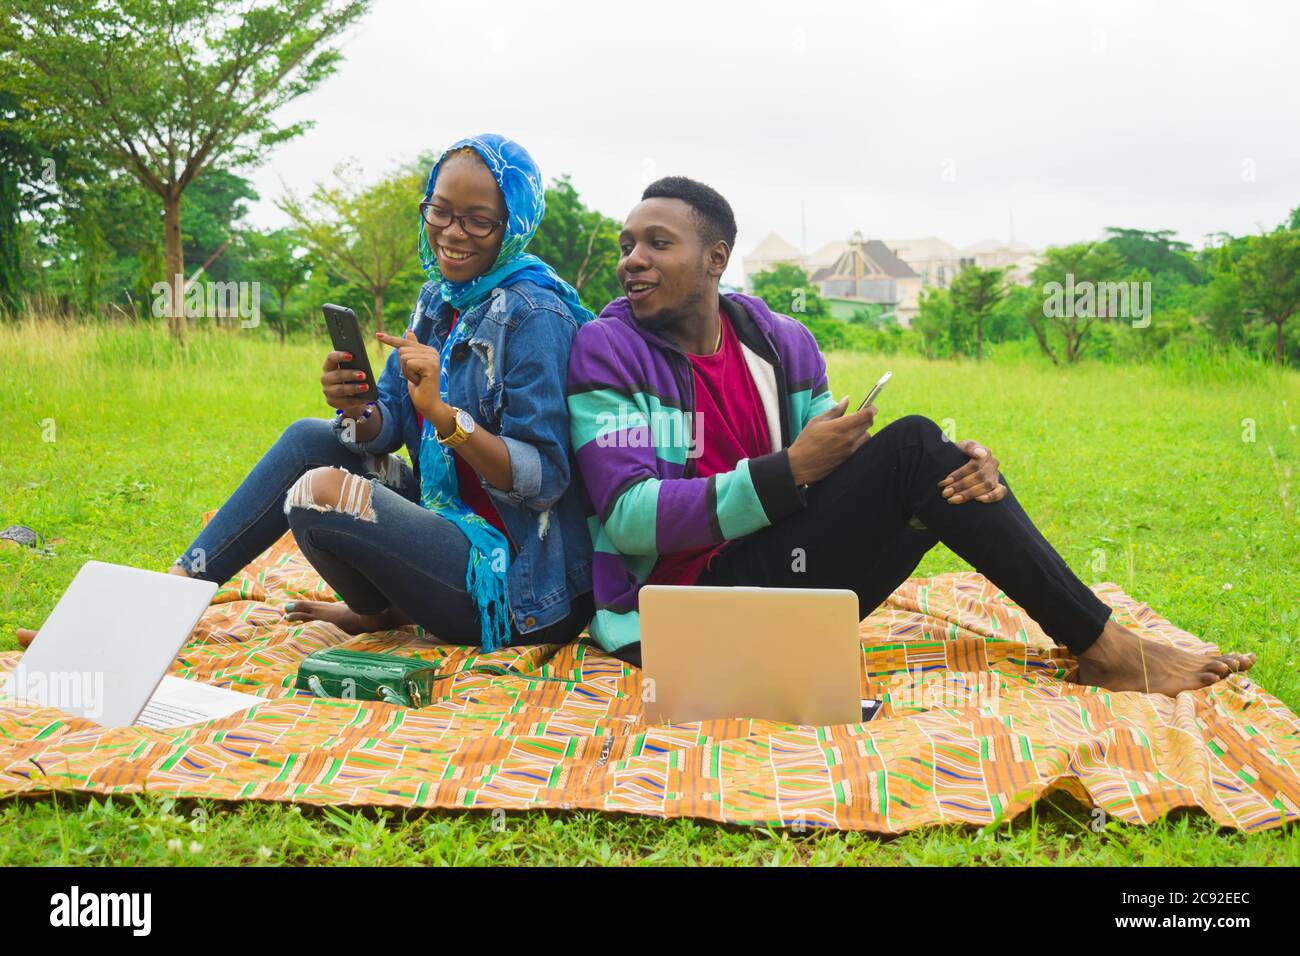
[244,0,1300,285]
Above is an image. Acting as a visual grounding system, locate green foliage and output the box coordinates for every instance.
[949,265,1007,359]
[1202,243,1247,346]
[530,175,622,314]
[0,0,370,336]
[846,304,889,327]
[799,316,909,353]
[751,262,830,321]
[241,228,312,340]
[279,156,429,335]
[182,171,260,283]
[1026,242,1130,364]
[0,0,368,184]
[1238,228,1300,367]
[912,287,956,359]
[1102,227,1201,284]
[750,262,901,352]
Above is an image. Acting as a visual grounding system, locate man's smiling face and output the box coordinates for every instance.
[616,197,714,330]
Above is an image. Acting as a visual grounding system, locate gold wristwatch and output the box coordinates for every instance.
[435,406,476,448]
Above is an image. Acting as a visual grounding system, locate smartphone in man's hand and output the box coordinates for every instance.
[857,370,892,411]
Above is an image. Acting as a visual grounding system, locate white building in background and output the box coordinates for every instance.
[742,232,805,277]
[808,232,923,325]
[957,239,1041,285]
[741,229,1041,326]
[884,237,963,289]
[742,232,922,325]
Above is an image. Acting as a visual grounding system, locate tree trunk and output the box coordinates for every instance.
[0,165,20,314]
[373,288,385,335]
[1278,319,1285,367]
[1028,317,1059,366]
[976,316,983,360]
[278,290,289,344]
[162,190,186,344]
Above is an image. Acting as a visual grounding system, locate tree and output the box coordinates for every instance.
[1201,241,1246,346]
[242,228,311,341]
[847,304,890,327]
[1102,227,1200,284]
[530,175,622,312]
[751,262,830,321]
[0,0,369,340]
[1027,242,1128,364]
[280,157,427,336]
[949,265,1006,360]
[0,91,58,312]
[1238,228,1300,367]
[912,286,955,359]
[181,170,259,283]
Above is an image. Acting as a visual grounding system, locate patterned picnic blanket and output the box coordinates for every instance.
[2,525,1297,833]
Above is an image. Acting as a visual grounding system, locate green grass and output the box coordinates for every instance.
[2,318,1298,865]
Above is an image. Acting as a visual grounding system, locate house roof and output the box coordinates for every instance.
[745,232,803,262]
[885,236,959,260]
[808,240,848,266]
[960,238,1034,257]
[810,237,919,283]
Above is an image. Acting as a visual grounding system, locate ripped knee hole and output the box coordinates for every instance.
[283,467,377,522]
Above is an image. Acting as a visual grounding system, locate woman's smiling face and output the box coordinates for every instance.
[424,151,507,282]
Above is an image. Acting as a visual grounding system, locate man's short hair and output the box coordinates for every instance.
[641,176,737,249]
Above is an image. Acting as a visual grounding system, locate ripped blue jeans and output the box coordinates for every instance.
[177,417,589,646]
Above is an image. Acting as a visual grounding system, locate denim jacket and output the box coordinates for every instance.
[337,278,593,634]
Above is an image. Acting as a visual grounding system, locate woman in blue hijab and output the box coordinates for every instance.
[160,134,597,655]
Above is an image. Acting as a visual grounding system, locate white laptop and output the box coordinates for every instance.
[638,585,871,726]
[4,561,218,727]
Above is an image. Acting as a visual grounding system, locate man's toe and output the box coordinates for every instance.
[1204,658,1232,678]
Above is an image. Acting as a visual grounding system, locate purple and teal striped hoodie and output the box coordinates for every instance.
[565,292,839,654]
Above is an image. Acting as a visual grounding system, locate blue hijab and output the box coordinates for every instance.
[418,134,594,320]
[415,134,592,652]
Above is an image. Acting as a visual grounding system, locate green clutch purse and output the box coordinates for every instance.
[296,647,584,709]
[296,648,444,708]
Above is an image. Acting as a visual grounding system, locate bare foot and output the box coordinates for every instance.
[167,564,193,577]
[283,600,404,635]
[1076,619,1256,696]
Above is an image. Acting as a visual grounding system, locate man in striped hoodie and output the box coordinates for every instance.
[565,176,1255,697]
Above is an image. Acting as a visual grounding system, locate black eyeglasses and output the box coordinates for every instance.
[419,202,505,239]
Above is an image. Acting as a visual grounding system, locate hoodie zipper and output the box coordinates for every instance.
[617,297,787,476]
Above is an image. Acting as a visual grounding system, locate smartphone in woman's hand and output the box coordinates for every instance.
[323,304,377,391]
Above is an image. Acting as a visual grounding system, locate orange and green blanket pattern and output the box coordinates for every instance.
[2,530,1298,833]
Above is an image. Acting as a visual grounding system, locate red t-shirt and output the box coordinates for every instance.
[414,310,511,546]
[645,309,771,586]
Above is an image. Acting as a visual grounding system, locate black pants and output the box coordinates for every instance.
[686,414,1112,660]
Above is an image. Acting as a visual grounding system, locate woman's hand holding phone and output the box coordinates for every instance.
[320,349,372,418]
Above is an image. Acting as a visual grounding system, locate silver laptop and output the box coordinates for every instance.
[4,561,217,727]
[638,585,867,726]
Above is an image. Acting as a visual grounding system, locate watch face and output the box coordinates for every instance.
[455,408,475,434]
